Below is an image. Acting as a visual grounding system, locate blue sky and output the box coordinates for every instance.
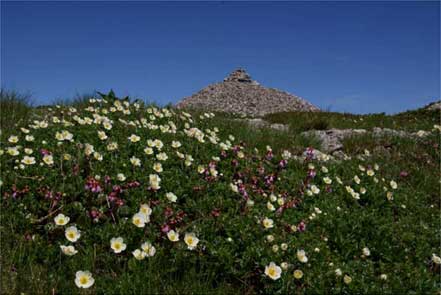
[1,1,439,113]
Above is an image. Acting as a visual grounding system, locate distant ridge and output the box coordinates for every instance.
[176,68,320,117]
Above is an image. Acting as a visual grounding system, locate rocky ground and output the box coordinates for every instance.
[235,117,434,160]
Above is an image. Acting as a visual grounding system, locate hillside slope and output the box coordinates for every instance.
[0,92,440,294]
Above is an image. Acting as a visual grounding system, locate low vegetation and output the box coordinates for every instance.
[264,108,439,133]
[0,91,440,294]
[0,88,33,130]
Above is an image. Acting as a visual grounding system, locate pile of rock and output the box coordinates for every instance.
[223,68,259,85]
[176,68,320,117]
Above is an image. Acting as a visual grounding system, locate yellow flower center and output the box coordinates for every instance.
[114,243,121,250]
[79,276,89,285]
[268,268,276,277]
[68,232,75,239]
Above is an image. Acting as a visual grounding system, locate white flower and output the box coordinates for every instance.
[74,271,95,289]
[390,180,398,190]
[156,152,168,161]
[149,174,161,190]
[293,269,303,279]
[107,142,118,151]
[65,226,81,242]
[141,241,157,257]
[362,247,371,257]
[335,268,343,276]
[171,141,181,148]
[153,162,163,173]
[8,135,19,143]
[7,147,19,156]
[270,194,277,202]
[153,139,164,150]
[43,154,54,165]
[144,147,154,155]
[323,177,332,184]
[117,173,126,182]
[84,144,94,156]
[282,150,291,160]
[432,254,441,265]
[354,175,361,184]
[166,192,177,203]
[209,167,218,177]
[311,185,320,195]
[262,217,274,229]
[184,232,199,250]
[132,213,147,228]
[139,204,152,218]
[277,198,284,206]
[266,202,275,211]
[132,249,146,260]
[110,237,127,253]
[128,134,141,142]
[167,230,179,242]
[97,131,108,140]
[60,245,78,256]
[54,213,70,226]
[130,156,141,167]
[21,156,36,165]
[297,250,308,263]
[264,262,282,280]
[93,152,103,161]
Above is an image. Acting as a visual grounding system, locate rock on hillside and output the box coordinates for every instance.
[176,68,320,117]
[424,100,441,111]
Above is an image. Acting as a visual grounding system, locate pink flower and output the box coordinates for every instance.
[40,149,51,156]
[211,208,221,217]
[298,221,306,232]
[161,224,170,233]
[278,159,288,168]
[400,171,409,178]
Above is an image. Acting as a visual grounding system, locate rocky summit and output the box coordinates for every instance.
[176,68,320,117]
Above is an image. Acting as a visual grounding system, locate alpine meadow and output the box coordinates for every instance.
[0,90,440,294]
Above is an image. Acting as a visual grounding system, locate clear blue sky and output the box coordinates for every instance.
[1,1,439,113]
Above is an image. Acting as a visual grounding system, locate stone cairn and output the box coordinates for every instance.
[176,68,320,117]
